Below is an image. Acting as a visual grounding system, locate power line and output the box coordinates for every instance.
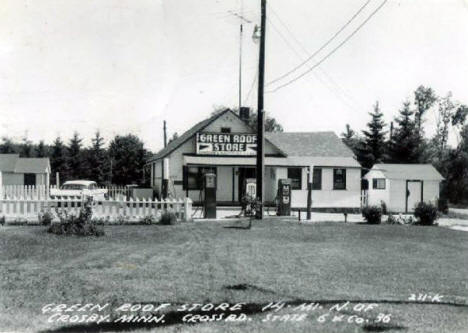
[266,16,361,112]
[266,0,388,93]
[244,70,258,106]
[267,0,371,86]
[268,2,365,110]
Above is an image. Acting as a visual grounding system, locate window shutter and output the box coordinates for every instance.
[182,166,188,190]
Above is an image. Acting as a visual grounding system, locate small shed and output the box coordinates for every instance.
[363,164,444,213]
[0,154,51,187]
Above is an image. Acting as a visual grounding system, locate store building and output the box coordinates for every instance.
[148,109,362,211]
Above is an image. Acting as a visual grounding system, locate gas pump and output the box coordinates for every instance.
[277,179,292,216]
[245,178,257,199]
[203,172,217,218]
[241,178,257,216]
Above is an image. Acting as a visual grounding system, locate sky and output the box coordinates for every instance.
[1,0,468,152]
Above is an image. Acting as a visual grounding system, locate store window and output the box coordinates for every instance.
[288,168,302,190]
[372,178,386,190]
[312,167,322,190]
[333,168,346,190]
[184,166,216,190]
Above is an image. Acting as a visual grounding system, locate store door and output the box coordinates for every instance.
[238,167,256,202]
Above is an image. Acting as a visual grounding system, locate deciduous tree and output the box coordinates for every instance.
[108,134,147,185]
[414,85,437,133]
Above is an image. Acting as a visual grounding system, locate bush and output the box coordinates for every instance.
[386,214,397,224]
[115,215,129,225]
[140,215,157,225]
[38,211,54,226]
[159,211,177,225]
[437,198,449,215]
[414,202,439,226]
[380,201,388,215]
[91,217,110,225]
[362,206,382,224]
[48,197,104,236]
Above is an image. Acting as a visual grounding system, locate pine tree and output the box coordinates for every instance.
[388,101,422,163]
[0,137,17,154]
[35,140,48,157]
[86,131,108,184]
[357,102,387,169]
[20,137,34,157]
[50,137,67,185]
[341,124,361,159]
[67,132,83,180]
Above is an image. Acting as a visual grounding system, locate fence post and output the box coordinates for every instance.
[184,197,192,222]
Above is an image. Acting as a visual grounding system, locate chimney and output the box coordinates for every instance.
[239,107,251,121]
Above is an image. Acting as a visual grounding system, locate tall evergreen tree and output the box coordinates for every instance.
[341,124,361,159]
[50,137,67,185]
[67,132,84,180]
[86,131,108,184]
[0,137,17,154]
[35,140,48,157]
[20,137,34,157]
[388,101,422,163]
[357,102,387,169]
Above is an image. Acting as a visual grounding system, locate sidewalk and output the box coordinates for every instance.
[191,207,468,232]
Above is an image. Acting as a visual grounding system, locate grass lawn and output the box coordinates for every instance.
[1,220,468,333]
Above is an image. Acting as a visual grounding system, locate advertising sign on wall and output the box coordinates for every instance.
[196,132,257,155]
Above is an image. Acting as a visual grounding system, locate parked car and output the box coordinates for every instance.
[50,180,108,200]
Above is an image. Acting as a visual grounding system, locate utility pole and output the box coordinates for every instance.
[255,0,266,219]
[163,120,167,147]
[238,23,243,111]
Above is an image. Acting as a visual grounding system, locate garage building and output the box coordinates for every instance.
[363,163,444,213]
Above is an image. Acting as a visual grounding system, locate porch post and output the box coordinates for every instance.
[307,165,313,220]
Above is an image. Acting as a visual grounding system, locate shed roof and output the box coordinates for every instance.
[371,164,444,181]
[0,154,50,174]
[0,154,19,172]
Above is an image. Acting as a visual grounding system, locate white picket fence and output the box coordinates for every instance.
[1,185,49,200]
[0,196,193,223]
[1,185,132,200]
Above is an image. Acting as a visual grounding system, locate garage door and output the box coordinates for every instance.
[406,181,422,213]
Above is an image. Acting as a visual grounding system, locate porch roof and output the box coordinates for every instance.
[184,155,360,168]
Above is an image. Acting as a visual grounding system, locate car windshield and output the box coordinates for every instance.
[61,184,86,190]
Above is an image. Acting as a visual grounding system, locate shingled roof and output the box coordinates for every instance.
[148,111,360,166]
[265,132,356,157]
[371,164,444,181]
[150,109,232,161]
[0,154,50,173]
[0,154,19,172]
